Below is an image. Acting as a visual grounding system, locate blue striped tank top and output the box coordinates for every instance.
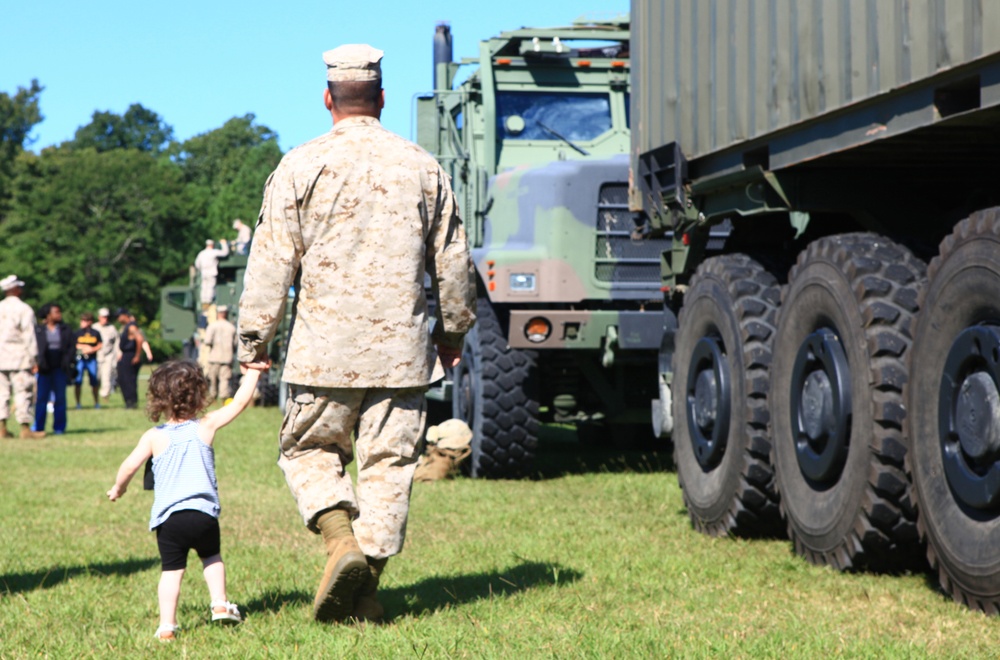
[148,419,220,530]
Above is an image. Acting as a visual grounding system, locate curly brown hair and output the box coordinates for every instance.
[146,360,209,422]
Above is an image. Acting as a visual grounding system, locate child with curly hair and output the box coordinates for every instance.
[107,358,268,642]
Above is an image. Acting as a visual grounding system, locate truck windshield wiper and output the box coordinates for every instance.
[537,121,590,156]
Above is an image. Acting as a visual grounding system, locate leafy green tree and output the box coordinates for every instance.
[0,79,44,212]
[0,146,195,323]
[171,114,282,240]
[69,103,174,154]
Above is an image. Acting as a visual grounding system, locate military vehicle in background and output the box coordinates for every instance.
[160,251,290,405]
[630,0,1000,612]
[416,16,680,478]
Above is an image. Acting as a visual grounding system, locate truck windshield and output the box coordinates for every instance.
[496,92,611,141]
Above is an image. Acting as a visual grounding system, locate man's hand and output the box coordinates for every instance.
[131,354,140,365]
[437,345,462,369]
[107,484,125,501]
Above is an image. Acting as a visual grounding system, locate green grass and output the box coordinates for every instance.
[2,378,1000,657]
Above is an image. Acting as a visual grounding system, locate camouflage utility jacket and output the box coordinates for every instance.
[238,116,476,388]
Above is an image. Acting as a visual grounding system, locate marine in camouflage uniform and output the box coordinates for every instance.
[203,305,237,400]
[237,43,475,623]
[0,275,41,439]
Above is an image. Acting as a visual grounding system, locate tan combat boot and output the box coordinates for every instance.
[20,423,45,439]
[0,422,10,439]
[313,509,368,623]
[352,557,388,623]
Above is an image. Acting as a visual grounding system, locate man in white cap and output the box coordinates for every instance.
[0,275,43,438]
[94,307,119,404]
[238,43,475,624]
[203,305,237,401]
[193,238,230,307]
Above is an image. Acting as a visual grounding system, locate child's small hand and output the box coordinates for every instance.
[107,484,125,501]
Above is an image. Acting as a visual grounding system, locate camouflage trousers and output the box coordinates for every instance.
[205,362,233,400]
[199,276,216,305]
[97,357,115,399]
[0,369,35,425]
[278,384,427,559]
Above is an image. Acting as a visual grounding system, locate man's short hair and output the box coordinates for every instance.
[81,312,94,322]
[328,80,382,115]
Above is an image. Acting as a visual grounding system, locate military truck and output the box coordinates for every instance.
[160,251,290,404]
[630,0,1000,612]
[416,17,682,478]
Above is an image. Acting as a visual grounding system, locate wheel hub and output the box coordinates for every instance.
[790,328,852,484]
[685,335,731,469]
[939,325,1000,510]
[693,369,718,431]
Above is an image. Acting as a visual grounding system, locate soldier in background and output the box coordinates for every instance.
[0,275,43,439]
[95,307,119,404]
[232,219,252,255]
[238,44,476,624]
[194,239,230,307]
[203,305,237,402]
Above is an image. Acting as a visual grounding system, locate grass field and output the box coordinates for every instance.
[2,376,1000,658]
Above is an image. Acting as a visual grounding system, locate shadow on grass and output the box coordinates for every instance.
[383,560,581,619]
[55,426,126,435]
[529,425,675,480]
[241,561,582,621]
[0,557,158,595]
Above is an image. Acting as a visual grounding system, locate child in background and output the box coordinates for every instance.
[107,358,268,642]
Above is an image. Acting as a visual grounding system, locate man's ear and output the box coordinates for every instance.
[324,87,334,111]
[379,89,385,110]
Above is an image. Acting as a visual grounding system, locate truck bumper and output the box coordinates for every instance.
[507,310,664,350]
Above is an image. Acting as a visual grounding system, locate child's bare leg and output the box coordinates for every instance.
[158,569,185,626]
[202,554,227,604]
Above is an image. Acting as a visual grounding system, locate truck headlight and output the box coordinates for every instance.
[525,317,551,343]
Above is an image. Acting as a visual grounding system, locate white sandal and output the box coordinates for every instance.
[211,600,242,624]
[154,624,179,642]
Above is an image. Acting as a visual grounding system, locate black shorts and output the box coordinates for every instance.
[155,509,221,571]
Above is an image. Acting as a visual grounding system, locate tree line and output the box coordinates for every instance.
[0,79,283,357]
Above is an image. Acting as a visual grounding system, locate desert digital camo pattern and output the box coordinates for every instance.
[0,295,38,371]
[0,370,35,425]
[204,317,237,364]
[277,384,426,558]
[194,243,230,305]
[237,115,476,388]
[0,295,38,424]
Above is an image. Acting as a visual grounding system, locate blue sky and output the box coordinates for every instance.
[2,0,629,153]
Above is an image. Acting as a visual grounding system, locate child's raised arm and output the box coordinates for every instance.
[107,430,155,501]
[199,362,270,437]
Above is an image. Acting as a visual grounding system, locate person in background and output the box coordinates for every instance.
[107,358,269,641]
[203,305,237,403]
[95,307,119,405]
[232,219,252,255]
[237,44,476,624]
[74,312,103,409]
[116,308,145,409]
[0,275,43,439]
[194,239,230,307]
[129,313,154,362]
[33,303,74,434]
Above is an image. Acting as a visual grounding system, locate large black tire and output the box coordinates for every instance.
[453,297,539,478]
[672,254,782,537]
[771,233,925,571]
[907,209,1000,613]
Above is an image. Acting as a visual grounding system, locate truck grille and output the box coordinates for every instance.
[594,183,671,283]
